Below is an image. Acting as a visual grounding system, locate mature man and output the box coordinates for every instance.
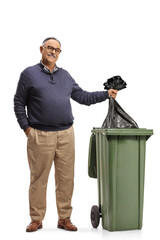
[14,37,117,232]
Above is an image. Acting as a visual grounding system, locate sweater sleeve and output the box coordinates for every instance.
[71,79,109,106]
[13,71,30,131]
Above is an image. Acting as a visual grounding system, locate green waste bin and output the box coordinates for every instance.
[89,128,153,231]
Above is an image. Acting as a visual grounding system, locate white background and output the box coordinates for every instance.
[0,0,160,239]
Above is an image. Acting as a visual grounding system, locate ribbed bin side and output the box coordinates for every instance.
[95,132,103,214]
[138,136,146,229]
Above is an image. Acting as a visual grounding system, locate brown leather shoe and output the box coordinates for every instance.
[26,220,42,232]
[58,218,77,231]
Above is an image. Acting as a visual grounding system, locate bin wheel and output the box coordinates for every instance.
[91,205,100,228]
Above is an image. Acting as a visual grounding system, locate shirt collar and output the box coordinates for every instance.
[40,60,59,74]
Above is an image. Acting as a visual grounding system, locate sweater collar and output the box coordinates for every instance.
[40,60,59,74]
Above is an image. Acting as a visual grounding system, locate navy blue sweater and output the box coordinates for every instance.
[14,63,109,131]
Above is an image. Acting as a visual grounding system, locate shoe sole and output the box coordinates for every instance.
[57,225,77,231]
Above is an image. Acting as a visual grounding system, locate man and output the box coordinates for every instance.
[14,37,117,232]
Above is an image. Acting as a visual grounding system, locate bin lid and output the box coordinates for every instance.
[92,128,153,140]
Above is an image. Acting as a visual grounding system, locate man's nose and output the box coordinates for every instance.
[51,48,56,53]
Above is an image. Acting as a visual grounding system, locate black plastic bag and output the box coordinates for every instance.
[103,75,127,91]
[102,97,138,128]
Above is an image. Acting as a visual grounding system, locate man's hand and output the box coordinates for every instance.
[25,127,32,137]
[108,89,118,99]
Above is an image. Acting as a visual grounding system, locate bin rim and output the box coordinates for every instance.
[91,128,153,140]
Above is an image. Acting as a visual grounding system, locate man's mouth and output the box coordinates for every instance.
[47,53,56,58]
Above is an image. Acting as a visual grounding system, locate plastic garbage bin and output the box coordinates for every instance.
[89,128,153,231]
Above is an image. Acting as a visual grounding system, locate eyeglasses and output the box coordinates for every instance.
[43,45,62,54]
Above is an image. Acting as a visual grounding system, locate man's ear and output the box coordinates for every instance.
[40,46,43,54]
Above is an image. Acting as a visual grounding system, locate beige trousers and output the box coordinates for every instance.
[27,126,75,221]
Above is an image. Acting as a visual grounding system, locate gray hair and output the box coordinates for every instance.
[42,37,61,47]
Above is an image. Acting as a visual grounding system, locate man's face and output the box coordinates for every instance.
[40,39,61,65]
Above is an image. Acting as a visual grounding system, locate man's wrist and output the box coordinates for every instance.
[23,125,30,132]
[25,127,32,136]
